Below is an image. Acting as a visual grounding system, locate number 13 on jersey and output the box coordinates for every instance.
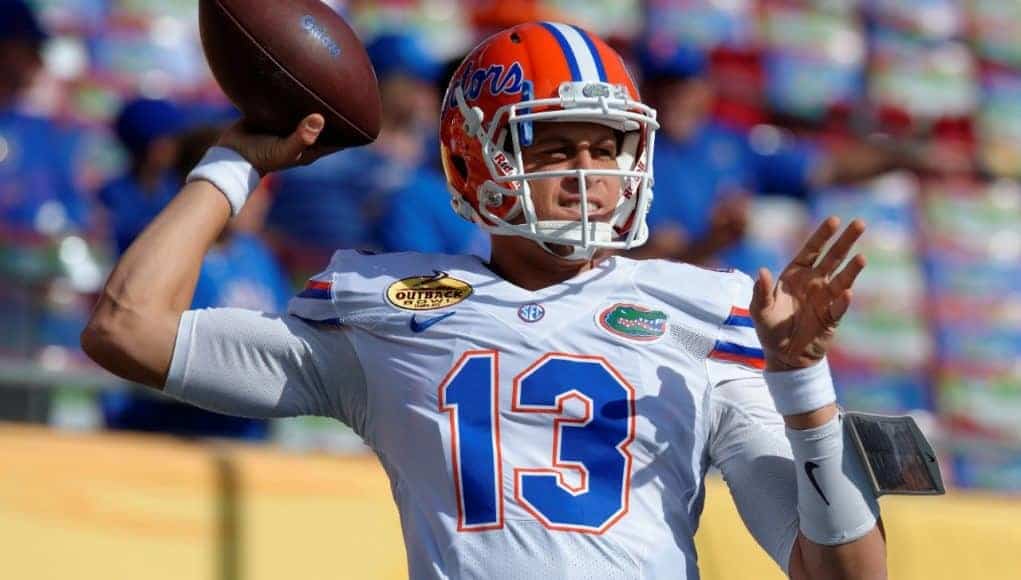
[439,350,636,534]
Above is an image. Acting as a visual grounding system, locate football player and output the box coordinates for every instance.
[83,22,886,579]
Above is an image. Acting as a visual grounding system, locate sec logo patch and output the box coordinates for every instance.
[386,271,473,311]
[517,303,545,323]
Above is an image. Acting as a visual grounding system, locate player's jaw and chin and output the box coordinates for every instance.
[490,233,616,270]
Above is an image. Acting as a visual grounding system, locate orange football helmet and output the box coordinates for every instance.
[439,21,658,260]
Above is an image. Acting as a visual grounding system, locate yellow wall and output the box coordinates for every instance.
[695,479,1021,579]
[231,447,407,580]
[2,425,1019,580]
[0,426,217,580]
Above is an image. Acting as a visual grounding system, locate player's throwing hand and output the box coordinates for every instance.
[217,113,339,176]
[749,216,867,372]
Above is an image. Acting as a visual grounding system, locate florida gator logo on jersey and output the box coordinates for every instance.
[597,303,668,342]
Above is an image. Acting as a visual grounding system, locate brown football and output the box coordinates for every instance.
[198,0,381,148]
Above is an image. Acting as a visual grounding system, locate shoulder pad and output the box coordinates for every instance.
[633,259,764,377]
[631,259,749,321]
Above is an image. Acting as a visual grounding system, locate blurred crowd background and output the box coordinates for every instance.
[1,0,1019,492]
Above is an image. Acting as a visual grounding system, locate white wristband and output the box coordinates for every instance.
[186,146,261,216]
[763,358,836,416]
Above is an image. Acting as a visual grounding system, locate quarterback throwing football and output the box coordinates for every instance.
[84,22,886,580]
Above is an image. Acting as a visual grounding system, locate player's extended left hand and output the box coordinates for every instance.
[749,216,867,372]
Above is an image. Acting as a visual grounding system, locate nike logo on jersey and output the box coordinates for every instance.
[804,461,830,506]
[410,312,455,333]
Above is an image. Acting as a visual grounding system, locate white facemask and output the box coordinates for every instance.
[451,81,659,261]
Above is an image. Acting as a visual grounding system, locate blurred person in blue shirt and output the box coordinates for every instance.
[376,46,491,259]
[97,98,186,254]
[376,168,490,258]
[98,104,291,440]
[0,0,91,234]
[631,39,928,272]
[267,31,487,268]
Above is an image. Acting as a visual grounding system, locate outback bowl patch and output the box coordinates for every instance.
[598,303,668,342]
[386,271,473,311]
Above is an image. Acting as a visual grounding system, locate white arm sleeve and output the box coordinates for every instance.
[708,377,800,574]
[164,308,368,432]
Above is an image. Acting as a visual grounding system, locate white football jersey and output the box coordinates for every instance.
[166,250,800,579]
[280,251,796,579]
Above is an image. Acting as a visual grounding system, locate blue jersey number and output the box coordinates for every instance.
[439,351,635,534]
[439,351,504,531]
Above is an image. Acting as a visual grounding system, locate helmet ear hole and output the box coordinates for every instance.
[450,154,469,180]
